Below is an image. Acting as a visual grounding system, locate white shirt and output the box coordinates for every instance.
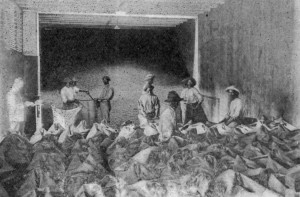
[60,86,80,103]
[138,92,160,115]
[227,98,243,119]
[159,103,176,141]
[7,91,25,122]
[180,87,203,104]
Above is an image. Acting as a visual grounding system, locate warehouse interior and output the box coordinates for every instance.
[1,0,299,131]
[1,0,300,196]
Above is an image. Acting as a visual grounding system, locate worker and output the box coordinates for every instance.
[159,91,183,142]
[97,76,114,124]
[60,77,87,110]
[138,84,160,128]
[142,74,155,93]
[180,77,207,125]
[219,85,243,128]
[7,77,41,137]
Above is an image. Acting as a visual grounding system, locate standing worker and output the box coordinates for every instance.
[97,76,114,124]
[180,77,207,125]
[138,84,160,128]
[142,74,155,93]
[60,77,88,110]
[7,77,41,137]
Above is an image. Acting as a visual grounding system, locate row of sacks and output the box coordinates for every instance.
[29,120,117,144]
[77,169,284,197]
[23,121,124,197]
[0,119,156,197]
[98,116,300,197]
[2,114,300,196]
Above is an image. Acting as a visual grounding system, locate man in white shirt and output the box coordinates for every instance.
[138,84,160,128]
[159,91,183,142]
[7,78,41,137]
[180,77,207,124]
[61,77,87,110]
[219,86,243,128]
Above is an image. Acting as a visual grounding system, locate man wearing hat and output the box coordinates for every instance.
[158,91,183,142]
[180,77,207,125]
[219,85,243,128]
[142,74,155,93]
[97,76,114,124]
[61,77,87,110]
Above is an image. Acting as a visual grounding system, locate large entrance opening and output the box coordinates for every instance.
[38,15,197,128]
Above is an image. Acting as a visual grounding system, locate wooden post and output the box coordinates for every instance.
[293,0,300,127]
[193,17,200,87]
[36,12,42,131]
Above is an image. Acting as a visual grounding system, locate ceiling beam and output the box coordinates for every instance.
[39,15,188,22]
[38,12,196,19]
[40,15,188,20]
[39,18,188,25]
[40,24,174,30]
[39,21,178,27]
[39,20,186,25]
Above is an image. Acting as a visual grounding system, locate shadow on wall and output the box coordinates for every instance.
[197,0,296,123]
[175,20,196,76]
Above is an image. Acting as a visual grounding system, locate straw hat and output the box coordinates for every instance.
[144,74,155,81]
[225,85,240,94]
[71,77,78,82]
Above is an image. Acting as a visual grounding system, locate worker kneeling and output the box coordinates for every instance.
[219,85,243,128]
[211,85,244,136]
[158,91,183,142]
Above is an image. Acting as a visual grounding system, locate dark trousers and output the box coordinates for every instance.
[97,101,111,123]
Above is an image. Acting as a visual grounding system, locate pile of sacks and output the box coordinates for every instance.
[102,117,300,197]
[1,115,300,197]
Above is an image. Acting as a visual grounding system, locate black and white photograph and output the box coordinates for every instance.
[1,0,300,196]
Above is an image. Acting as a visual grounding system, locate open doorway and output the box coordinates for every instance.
[39,27,191,129]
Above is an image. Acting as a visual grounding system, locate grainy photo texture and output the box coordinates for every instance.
[1,0,300,196]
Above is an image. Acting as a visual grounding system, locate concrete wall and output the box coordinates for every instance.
[197,0,299,125]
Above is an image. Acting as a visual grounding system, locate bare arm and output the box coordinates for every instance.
[194,88,204,104]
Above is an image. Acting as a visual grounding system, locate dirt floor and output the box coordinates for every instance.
[41,61,184,129]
